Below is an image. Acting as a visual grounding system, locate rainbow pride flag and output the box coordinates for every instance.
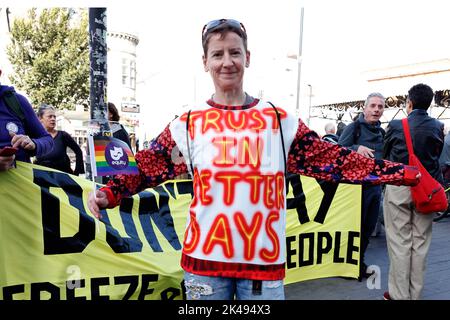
[88,135,139,177]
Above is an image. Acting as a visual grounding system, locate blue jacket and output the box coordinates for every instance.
[0,85,53,162]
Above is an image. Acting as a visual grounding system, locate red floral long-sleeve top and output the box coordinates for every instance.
[100,99,418,281]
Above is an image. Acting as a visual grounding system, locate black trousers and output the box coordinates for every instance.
[360,184,382,264]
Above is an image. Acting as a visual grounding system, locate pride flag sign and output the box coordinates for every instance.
[88,135,139,177]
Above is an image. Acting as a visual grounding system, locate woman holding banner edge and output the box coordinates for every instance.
[88,18,420,300]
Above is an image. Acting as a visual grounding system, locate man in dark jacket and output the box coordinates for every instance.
[383,83,444,300]
[0,69,53,171]
[338,92,386,278]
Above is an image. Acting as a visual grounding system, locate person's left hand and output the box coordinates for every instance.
[403,165,421,186]
[10,132,36,151]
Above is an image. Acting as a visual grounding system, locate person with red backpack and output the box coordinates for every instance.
[383,83,445,300]
[0,69,54,171]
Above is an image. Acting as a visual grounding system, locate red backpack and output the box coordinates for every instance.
[402,118,448,214]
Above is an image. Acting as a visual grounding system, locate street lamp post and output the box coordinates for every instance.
[89,8,108,124]
[295,7,304,118]
[87,8,109,181]
[6,8,11,32]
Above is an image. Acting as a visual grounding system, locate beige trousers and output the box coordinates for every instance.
[383,185,434,300]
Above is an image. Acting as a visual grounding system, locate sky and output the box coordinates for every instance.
[107,0,450,137]
[108,0,304,138]
[2,0,450,137]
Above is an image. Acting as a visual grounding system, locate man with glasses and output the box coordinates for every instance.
[0,68,53,171]
[88,19,421,300]
[383,83,444,300]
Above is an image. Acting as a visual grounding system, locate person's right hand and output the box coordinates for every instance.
[87,190,109,219]
[0,155,15,171]
[10,132,36,151]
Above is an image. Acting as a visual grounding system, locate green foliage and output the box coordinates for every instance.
[6,8,89,110]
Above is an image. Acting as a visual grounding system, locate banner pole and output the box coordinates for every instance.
[87,133,101,234]
[92,179,100,234]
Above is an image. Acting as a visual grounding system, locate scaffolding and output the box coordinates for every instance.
[310,89,450,124]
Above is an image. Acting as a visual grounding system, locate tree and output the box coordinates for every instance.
[6,8,89,110]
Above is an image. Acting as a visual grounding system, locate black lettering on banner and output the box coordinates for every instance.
[91,277,110,300]
[346,231,359,265]
[316,232,332,264]
[160,286,181,300]
[180,279,187,300]
[66,279,86,300]
[153,186,183,250]
[162,183,177,198]
[286,232,360,269]
[33,170,95,254]
[138,190,181,252]
[298,233,314,267]
[174,180,193,196]
[285,236,297,269]
[138,274,158,300]
[2,284,25,300]
[333,232,345,263]
[286,176,338,225]
[138,192,163,252]
[313,180,339,224]
[1,275,181,300]
[114,275,138,300]
[286,174,309,224]
[101,197,144,253]
[31,282,60,300]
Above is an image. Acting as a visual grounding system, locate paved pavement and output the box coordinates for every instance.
[285,216,450,300]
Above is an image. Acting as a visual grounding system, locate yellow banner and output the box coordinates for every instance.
[0,162,360,300]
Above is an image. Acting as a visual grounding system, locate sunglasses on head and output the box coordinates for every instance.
[202,19,246,40]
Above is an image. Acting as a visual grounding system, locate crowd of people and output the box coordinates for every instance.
[320,86,447,300]
[1,18,449,301]
[0,68,131,176]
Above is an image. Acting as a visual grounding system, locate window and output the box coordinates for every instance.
[122,58,136,89]
[130,60,136,90]
[122,58,128,86]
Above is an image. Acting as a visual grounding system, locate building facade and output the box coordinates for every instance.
[1,9,141,151]
[107,31,140,133]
